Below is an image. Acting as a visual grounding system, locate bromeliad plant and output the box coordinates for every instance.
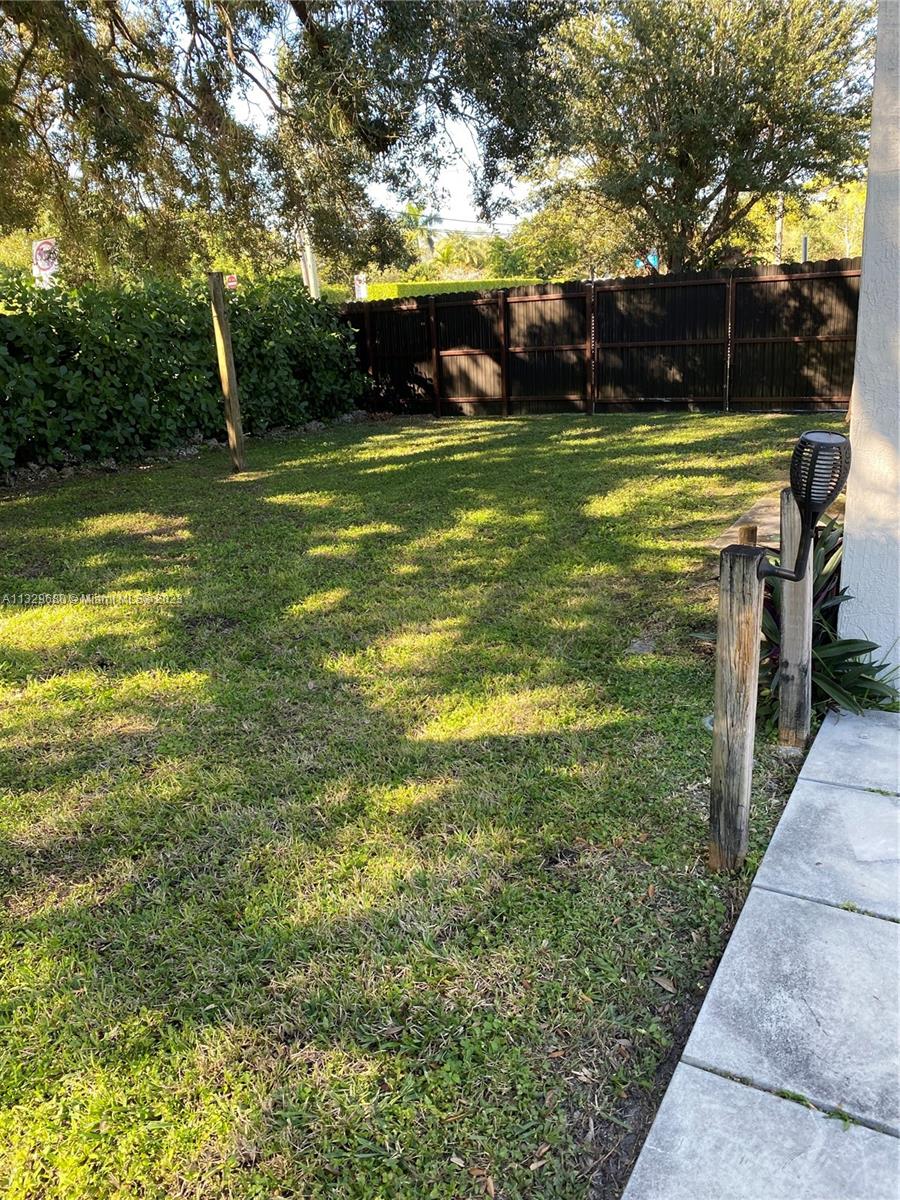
[759,517,898,725]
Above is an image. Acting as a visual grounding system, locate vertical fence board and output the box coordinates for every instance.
[724,274,736,411]
[343,259,859,415]
[499,291,509,417]
[589,283,597,413]
[428,296,441,417]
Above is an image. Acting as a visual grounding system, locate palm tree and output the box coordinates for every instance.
[432,231,488,271]
[399,203,441,258]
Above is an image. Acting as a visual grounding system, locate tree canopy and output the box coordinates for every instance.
[548,0,874,272]
[741,180,867,263]
[0,0,569,279]
[0,0,874,282]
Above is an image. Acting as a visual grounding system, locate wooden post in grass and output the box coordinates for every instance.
[778,487,813,753]
[709,544,766,872]
[207,271,245,473]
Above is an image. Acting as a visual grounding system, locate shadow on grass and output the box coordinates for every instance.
[0,414,816,1198]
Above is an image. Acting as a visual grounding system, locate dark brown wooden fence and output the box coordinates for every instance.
[344,258,860,415]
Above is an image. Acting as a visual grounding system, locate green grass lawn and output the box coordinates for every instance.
[0,414,826,1199]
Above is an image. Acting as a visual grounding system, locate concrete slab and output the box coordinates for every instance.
[711,494,783,552]
[754,778,900,920]
[683,888,900,1135]
[622,1063,900,1200]
[710,496,844,552]
[800,709,900,796]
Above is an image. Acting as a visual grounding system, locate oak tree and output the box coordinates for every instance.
[0,0,568,278]
[550,0,873,272]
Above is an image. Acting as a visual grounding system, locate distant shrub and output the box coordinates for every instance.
[320,282,351,304]
[365,277,542,301]
[0,275,364,471]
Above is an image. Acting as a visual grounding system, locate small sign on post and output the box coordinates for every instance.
[207,271,245,473]
[32,238,59,287]
[224,273,238,290]
[353,273,368,301]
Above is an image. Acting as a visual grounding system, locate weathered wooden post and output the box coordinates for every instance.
[709,544,767,871]
[709,430,851,873]
[207,271,245,473]
[777,487,813,753]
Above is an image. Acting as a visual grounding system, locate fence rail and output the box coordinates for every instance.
[344,258,860,415]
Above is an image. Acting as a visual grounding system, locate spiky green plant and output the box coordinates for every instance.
[759,517,898,726]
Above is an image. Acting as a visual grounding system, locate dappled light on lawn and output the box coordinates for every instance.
[0,414,833,1198]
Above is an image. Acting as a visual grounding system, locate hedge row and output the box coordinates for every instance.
[365,277,542,300]
[0,275,365,471]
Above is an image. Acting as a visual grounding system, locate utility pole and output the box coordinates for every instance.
[774,194,785,263]
[297,225,321,299]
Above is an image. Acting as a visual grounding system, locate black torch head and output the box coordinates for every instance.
[789,430,851,532]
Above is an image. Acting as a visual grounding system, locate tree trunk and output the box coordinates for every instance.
[666,245,685,273]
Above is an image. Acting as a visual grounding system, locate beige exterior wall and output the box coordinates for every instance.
[839,0,900,668]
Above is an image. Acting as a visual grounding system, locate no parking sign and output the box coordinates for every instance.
[32,238,59,287]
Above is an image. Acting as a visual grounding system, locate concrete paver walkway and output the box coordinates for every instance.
[624,709,900,1199]
[711,495,844,553]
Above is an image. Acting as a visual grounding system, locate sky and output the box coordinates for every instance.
[233,34,529,238]
[367,120,529,235]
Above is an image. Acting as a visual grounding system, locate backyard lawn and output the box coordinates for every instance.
[0,414,823,1199]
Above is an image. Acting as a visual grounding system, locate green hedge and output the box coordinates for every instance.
[366,277,541,301]
[0,275,364,471]
[320,283,352,305]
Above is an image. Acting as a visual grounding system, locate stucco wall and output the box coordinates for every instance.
[839,0,899,669]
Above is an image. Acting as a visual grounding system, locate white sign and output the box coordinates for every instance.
[353,272,368,301]
[224,273,238,290]
[32,238,59,287]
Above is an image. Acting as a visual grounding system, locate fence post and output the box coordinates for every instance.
[778,487,813,753]
[590,282,598,414]
[207,271,245,473]
[709,544,766,872]
[498,290,510,417]
[363,305,374,377]
[428,296,442,418]
[723,273,736,413]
